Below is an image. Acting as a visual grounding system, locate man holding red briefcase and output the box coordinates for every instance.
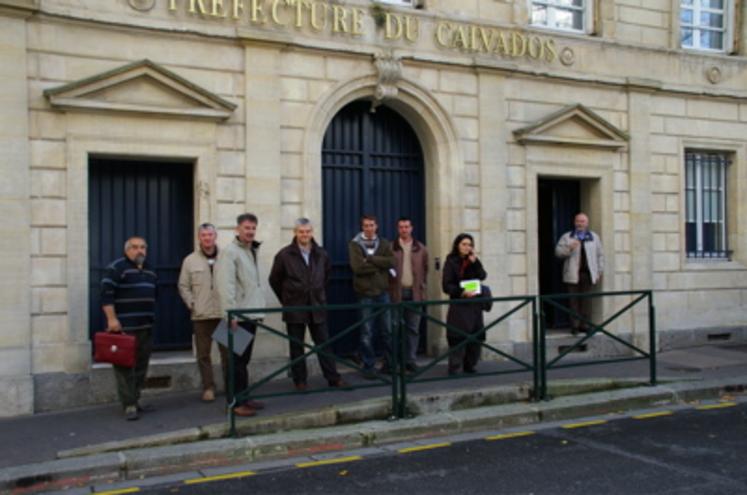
[100,236,157,421]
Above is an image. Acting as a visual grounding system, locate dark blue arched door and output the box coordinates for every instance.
[322,100,425,356]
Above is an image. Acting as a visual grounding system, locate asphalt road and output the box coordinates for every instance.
[133,402,747,495]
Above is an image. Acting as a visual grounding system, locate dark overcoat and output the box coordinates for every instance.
[269,239,331,324]
[441,254,488,342]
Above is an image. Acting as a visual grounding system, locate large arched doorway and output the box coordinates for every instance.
[322,100,426,356]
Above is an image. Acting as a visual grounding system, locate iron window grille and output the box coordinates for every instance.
[685,150,731,260]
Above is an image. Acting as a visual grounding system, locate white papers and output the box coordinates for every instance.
[459,279,482,294]
[212,319,254,356]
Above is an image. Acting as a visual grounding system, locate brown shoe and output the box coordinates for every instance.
[244,400,265,410]
[201,388,215,402]
[233,404,256,417]
[295,382,308,392]
[328,378,349,388]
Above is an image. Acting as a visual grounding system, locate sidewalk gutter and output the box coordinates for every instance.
[2,376,745,494]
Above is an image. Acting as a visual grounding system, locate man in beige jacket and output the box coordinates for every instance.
[178,223,227,402]
[555,212,605,334]
[215,213,267,417]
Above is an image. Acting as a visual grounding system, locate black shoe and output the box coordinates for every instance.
[405,362,418,373]
[136,403,155,413]
[125,405,139,421]
[378,366,392,375]
[463,367,477,374]
[448,367,460,376]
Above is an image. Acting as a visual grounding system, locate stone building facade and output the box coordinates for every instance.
[1,0,746,416]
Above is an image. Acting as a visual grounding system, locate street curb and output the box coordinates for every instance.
[55,378,638,460]
[3,376,745,494]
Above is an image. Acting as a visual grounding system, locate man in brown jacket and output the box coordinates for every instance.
[178,223,227,402]
[269,218,345,391]
[389,217,429,372]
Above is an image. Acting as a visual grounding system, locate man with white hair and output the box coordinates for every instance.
[101,236,157,420]
[555,212,605,335]
[269,218,346,391]
[178,223,227,402]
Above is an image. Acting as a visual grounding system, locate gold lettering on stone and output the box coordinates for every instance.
[271,0,287,25]
[511,32,526,57]
[332,5,349,33]
[250,0,266,23]
[385,13,402,39]
[404,15,419,42]
[190,0,208,14]
[435,22,450,47]
[309,1,327,31]
[210,0,226,17]
[232,0,244,19]
[351,7,365,36]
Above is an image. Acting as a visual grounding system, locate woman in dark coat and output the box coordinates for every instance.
[442,233,487,375]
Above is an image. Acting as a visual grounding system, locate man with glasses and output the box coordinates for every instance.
[555,212,605,335]
[178,223,227,402]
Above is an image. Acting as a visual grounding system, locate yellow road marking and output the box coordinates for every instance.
[94,488,140,495]
[633,411,674,420]
[398,442,452,454]
[296,456,363,468]
[561,419,607,429]
[184,470,256,485]
[485,431,536,441]
[696,402,737,411]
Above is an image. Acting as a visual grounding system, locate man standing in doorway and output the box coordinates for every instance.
[178,223,227,402]
[216,213,267,417]
[389,217,429,372]
[269,218,346,391]
[349,214,396,378]
[101,236,157,421]
[555,212,605,334]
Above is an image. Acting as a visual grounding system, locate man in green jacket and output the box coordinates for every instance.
[348,214,395,378]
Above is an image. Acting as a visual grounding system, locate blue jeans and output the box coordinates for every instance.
[359,292,391,370]
[401,288,422,364]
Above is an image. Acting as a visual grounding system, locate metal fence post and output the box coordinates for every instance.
[227,311,237,438]
[539,300,548,400]
[397,303,408,419]
[531,297,540,401]
[390,303,401,420]
[648,291,657,386]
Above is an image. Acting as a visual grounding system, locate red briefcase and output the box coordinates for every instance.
[94,332,137,368]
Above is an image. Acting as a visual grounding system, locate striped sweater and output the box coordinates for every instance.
[100,257,158,332]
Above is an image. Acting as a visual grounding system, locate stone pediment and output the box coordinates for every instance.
[513,104,628,149]
[44,59,236,121]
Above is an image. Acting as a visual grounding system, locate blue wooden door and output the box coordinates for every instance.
[88,159,194,350]
[322,100,425,356]
[538,178,580,329]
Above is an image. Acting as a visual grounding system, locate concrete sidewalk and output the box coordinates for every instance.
[1,342,746,493]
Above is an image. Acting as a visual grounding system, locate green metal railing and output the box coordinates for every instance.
[395,295,539,418]
[225,301,398,437]
[224,290,657,436]
[538,290,656,400]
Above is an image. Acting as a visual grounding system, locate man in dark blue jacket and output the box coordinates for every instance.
[101,236,157,420]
